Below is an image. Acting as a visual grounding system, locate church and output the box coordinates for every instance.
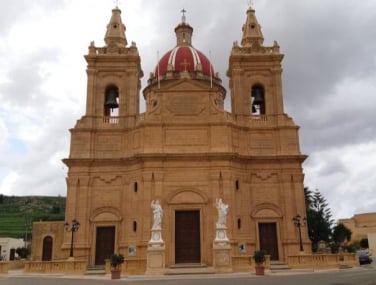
[31,5,310,274]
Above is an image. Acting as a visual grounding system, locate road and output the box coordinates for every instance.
[0,265,375,285]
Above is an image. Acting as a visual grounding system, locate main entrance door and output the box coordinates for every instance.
[175,210,200,264]
[258,222,279,260]
[95,226,115,265]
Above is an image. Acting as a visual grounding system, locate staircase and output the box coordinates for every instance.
[165,264,215,275]
[269,261,291,272]
[85,265,106,275]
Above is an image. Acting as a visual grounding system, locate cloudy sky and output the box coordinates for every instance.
[0,0,375,221]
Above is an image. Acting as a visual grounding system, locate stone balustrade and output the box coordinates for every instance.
[287,253,359,269]
[105,258,146,275]
[232,254,271,272]
[0,262,8,274]
[24,260,87,275]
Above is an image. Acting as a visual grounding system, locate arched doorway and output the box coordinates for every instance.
[252,204,283,261]
[168,189,208,265]
[42,236,53,261]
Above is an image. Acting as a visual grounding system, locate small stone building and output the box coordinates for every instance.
[339,213,376,241]
[0,238,24,261]
[32,5,310,274]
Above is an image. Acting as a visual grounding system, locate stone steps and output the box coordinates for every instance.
[85,265,106,275]
[269,261,291,272]
[339,262,353,269]
[165,264,215,275]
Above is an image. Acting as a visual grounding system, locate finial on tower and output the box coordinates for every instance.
[248,0,254,8]
[114,0,121,8]
[181,8,187,23]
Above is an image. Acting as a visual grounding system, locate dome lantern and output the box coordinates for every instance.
[175,8,193,46]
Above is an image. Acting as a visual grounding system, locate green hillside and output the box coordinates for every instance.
[0,195,66,238]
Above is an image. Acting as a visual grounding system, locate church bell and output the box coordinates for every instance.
[104,88,119,109]
[252,88,264,105]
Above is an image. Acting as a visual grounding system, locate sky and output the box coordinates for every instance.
[0,0,375,221]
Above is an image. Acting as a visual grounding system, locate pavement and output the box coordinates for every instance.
[3,265,370,281]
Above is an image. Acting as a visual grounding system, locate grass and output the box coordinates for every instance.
[0,195,65,238]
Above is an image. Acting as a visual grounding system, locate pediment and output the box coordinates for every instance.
[251,203,282,218]
[168,189,208,205]
[161,79,213,92]
[90,207,122,222]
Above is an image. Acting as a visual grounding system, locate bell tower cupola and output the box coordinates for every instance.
[104,7,127,47]
[73,6,142,142]
[227,5,285,123]
[241,6,264,46]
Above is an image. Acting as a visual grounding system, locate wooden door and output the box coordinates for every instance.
[258,222,279,260]
[175,210,200,264]
[95,226,115,265]
[42,236,53,261]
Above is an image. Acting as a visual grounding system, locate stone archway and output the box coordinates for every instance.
[251,203,283,261]
[90,207,122,266]
[42,236,53,261]
[168,189,208,265]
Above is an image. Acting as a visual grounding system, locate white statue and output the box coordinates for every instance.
[151,200,163,229]
[216,198,228,227]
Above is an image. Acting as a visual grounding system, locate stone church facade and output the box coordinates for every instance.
[31,6,310,274]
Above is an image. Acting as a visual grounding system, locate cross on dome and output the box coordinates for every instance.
[180,58,191,71]
[181,8,187,23]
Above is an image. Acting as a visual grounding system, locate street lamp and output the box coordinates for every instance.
[64,219,80,258]
[292,214,306,252]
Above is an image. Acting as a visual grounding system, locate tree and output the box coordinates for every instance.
[305,188,334,252]
[360,238,369,249]
[304,187,313,211]
[332,223,352,245]
[16,247,30,259]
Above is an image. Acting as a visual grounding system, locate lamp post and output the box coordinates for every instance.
[64,219,80,258]
[292,214,306,252]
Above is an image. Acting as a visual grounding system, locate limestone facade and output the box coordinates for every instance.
[339,213,376,242]
[31,6,310,274]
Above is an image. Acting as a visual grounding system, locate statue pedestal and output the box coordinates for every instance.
[146,228,165,275]
[215,225,229,242]
[213,225,232,273]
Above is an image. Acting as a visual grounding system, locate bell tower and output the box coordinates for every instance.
[62,8,143,254]
[227,6,284,124]
[226,6,309,260]
[82,7,143,127]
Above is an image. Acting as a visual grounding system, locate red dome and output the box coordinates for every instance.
[155,46,214,76]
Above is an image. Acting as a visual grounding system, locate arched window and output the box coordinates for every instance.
[42,236,53,261]
[251,85,265,115]
[104,85,119,118]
